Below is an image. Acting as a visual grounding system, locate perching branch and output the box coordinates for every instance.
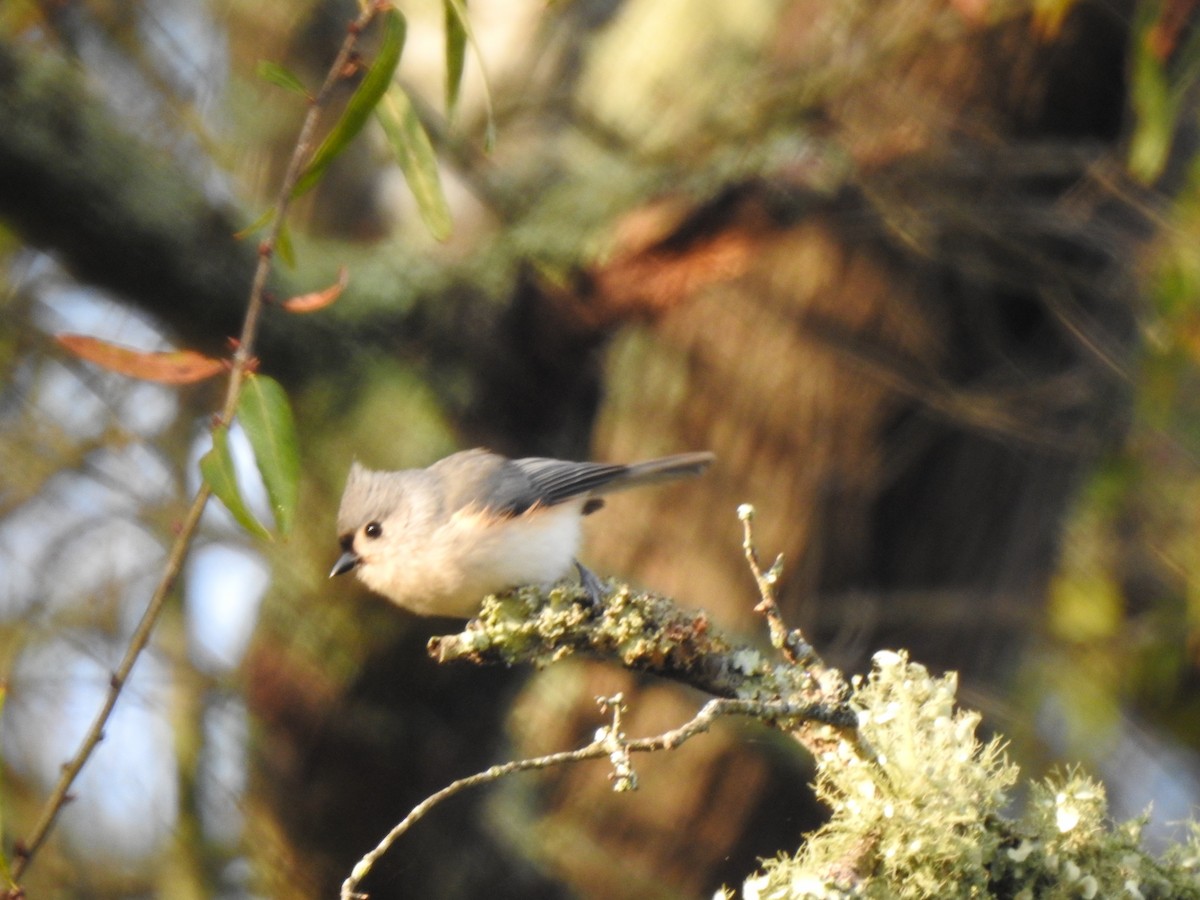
[429,581,853,717]
[7,4,387,890]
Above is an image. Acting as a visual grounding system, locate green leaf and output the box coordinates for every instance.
[257,60,309,97]
[442,0,496,151]
[234,206,276,240]
[294,8,407,197]
[443,0,468,116]
[376,86,453,241]
[1125,4,1200,185]
[1128,47,1174,184]
[275,220,297,269]
[201,426,272,540]
[236,374,301,536]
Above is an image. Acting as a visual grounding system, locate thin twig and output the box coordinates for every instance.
[596,693,637,791]
[9,484,212,888]
[737,504,815,665]
[8,4,385,889]
[339,696,826,900]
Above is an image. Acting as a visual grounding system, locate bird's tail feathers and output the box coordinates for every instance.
[598,451,715,494]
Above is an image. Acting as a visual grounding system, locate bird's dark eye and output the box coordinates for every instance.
[364,521,383,539]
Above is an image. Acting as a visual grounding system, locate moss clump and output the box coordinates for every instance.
[741,651,1200,899]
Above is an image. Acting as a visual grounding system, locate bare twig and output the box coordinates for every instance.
[339,695,832,900]
[8,4,386,889]
[737,503,815,665]
[596,692,637,791]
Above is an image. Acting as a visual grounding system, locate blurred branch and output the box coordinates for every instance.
[0,36,261,352]
[0,31,608,456]
[6,2,387,890]
[0,28,421,386]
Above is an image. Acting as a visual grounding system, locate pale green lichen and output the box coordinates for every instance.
[433,579,850,718]
[741,651,1200,899]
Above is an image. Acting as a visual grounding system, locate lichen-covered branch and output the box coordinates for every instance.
[429,572,1200,898]
[427,580,854,730]
[349,504,1200,899]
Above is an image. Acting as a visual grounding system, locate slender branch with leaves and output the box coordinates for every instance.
[4,0,471,891]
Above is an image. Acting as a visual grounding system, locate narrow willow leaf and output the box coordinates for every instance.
[1126,3,1200,183]
[443,0,495,151]
[294,9,407,197]
[234,206,275,240]
[443,0,468,116]
[257,60,309,97]
[376,86,453,240]
[1127,22,1171,184]
[201,426,272,540]
[1030,0,1072,39]
[57,334,225,384]
[236,374,301,536]
[275,221,297,269]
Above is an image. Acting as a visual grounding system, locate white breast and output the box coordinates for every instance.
[360,499,586,617]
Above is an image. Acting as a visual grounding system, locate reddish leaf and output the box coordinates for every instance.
[57,334,225,384]
[281,267,349,314]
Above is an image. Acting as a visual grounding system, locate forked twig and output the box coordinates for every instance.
[737,503,815,665]
[339,695,829,899]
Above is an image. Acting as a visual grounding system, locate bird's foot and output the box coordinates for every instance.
[574,560,607,606]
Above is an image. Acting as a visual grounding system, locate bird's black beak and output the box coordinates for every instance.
[330,550,360,577]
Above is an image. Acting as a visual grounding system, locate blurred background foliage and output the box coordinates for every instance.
[0,0,1199,897]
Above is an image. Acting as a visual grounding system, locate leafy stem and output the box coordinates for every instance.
[7,2,388,889]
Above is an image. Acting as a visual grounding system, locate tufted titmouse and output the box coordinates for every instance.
[330,448,714,617]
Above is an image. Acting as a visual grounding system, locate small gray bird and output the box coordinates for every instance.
[330,448,714,617]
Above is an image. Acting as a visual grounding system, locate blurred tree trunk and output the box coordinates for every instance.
[582,0,1161,669]
[482,2,1191,897]
[254,0,1197,895]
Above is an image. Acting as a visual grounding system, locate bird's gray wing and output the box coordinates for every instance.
[429,449,620,516]
[433,449,712,516]
[509,457,629,509]
[518,452,715,504]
